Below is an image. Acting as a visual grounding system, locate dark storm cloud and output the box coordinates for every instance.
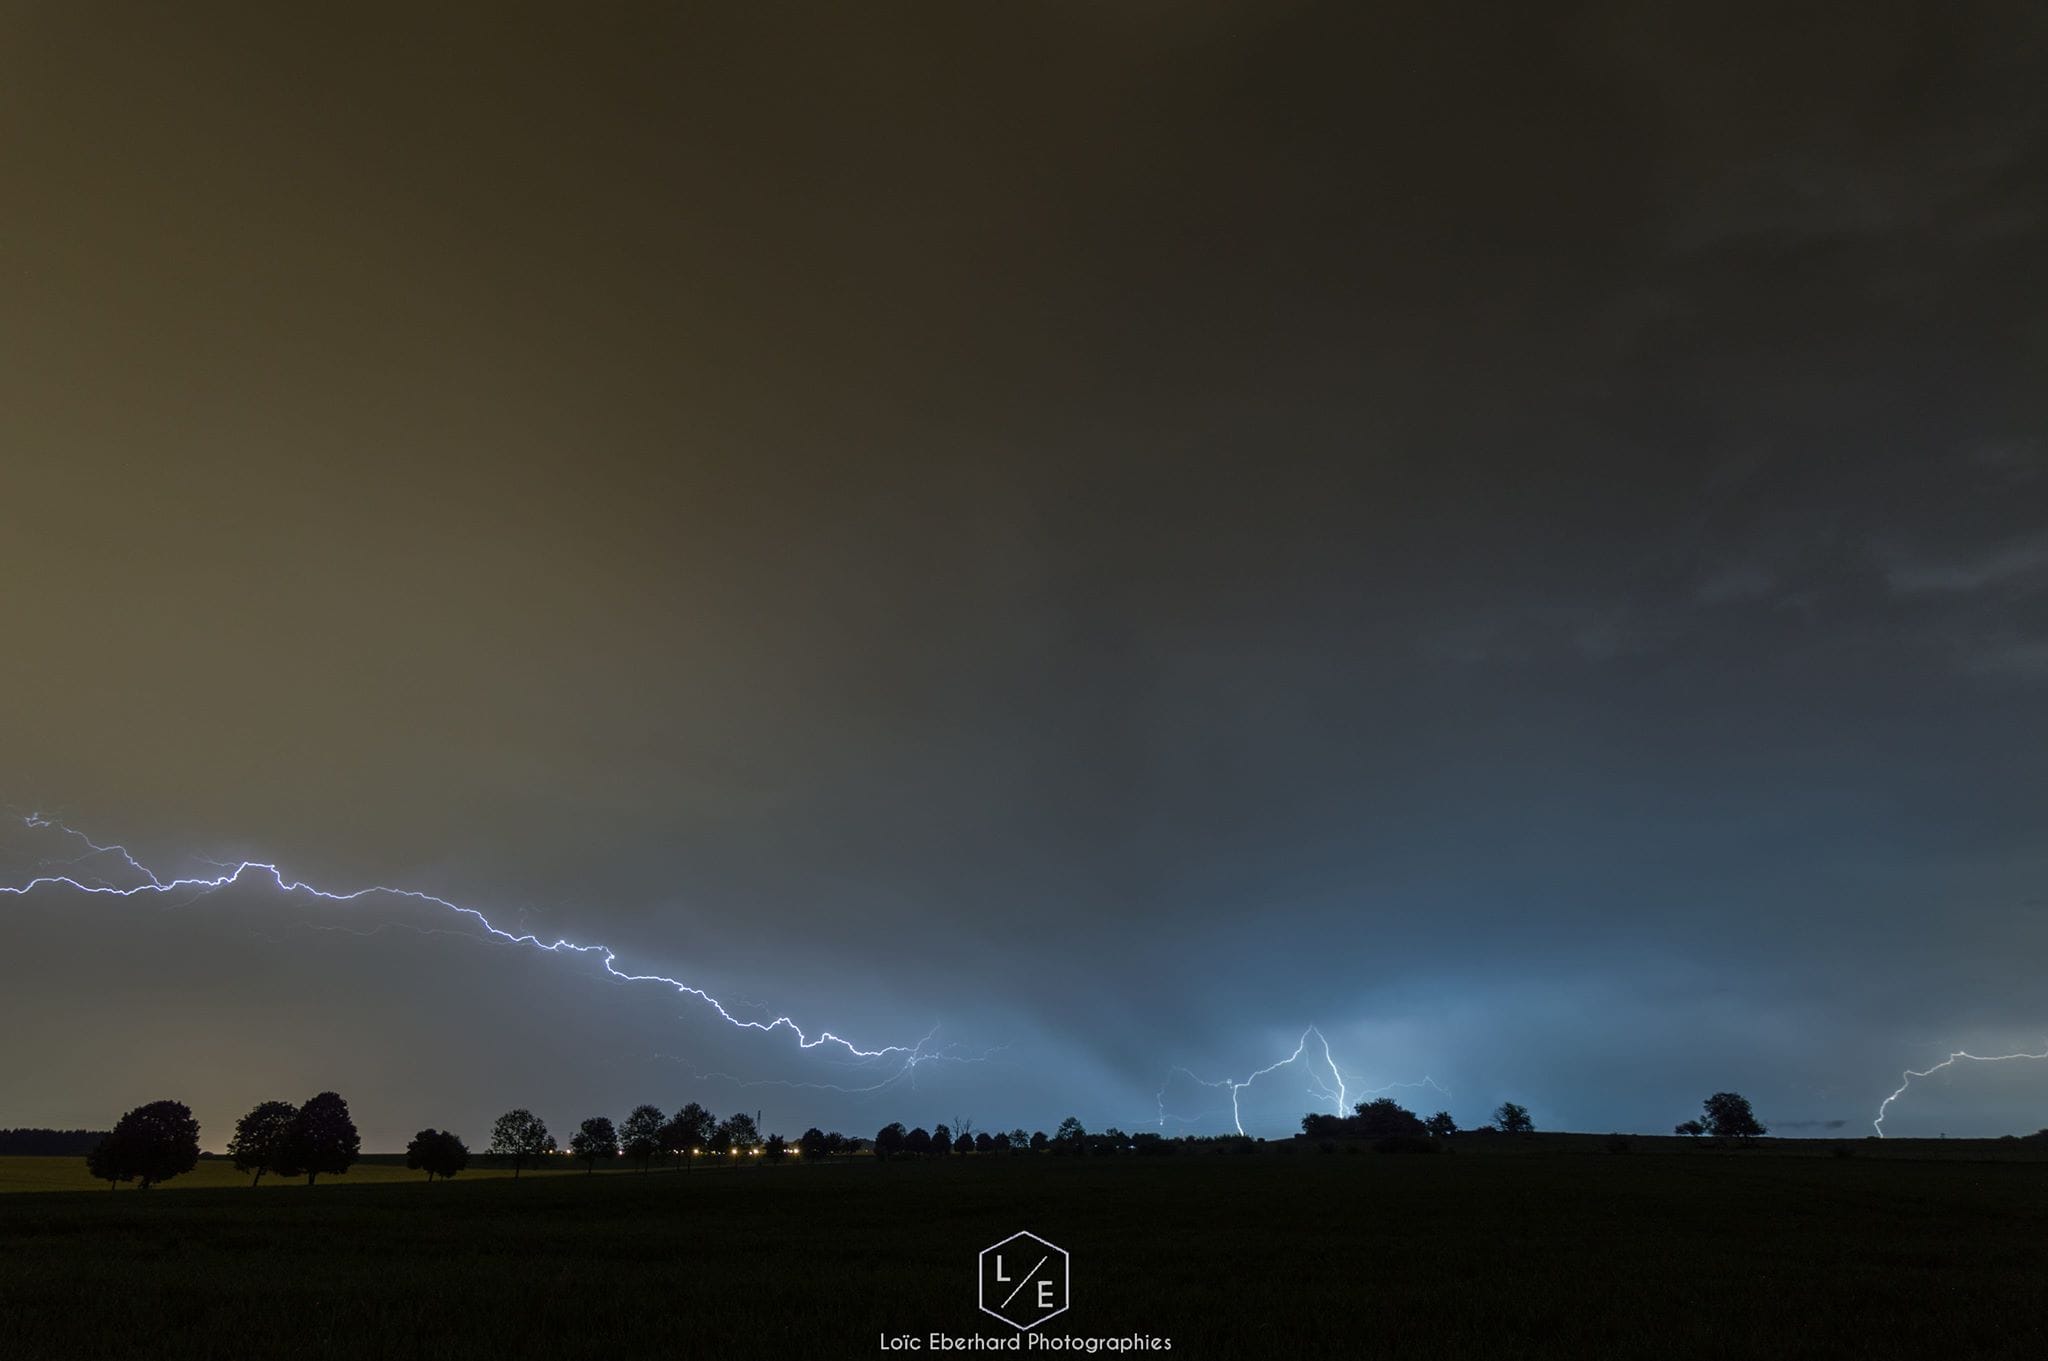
[2,2,2044,1147]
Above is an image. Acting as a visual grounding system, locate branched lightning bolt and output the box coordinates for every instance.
[3,814,962,1079]
[24,814,167,887]
[1872,1043,2048,1136]
[1157,1025,1447,1137]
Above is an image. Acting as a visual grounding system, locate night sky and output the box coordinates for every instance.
[3,3,2044,1149]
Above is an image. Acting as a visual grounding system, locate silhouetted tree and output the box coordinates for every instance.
[1675,1119,1705,1138]
[764,1134,788,1162]
[89,1100,200,1189]
[930,1122,952,1158]
[1008,1129,1030,1151]
[1701,1092,1766,1141]
[1424,1111,1458,1138]
[570,1117,618,1172]
[1494,1102,1534,1135]
[86,1130,135,1189]
[620,1104,666,1172]
[1029,1130,1049,1152]
[959,1130,978,1154]
[228,1100,298,1186]
[800,1127,831,1161]
[1351,1099,1426,1139]
[279,1092,360,1185]
[717,1112,761,1161]
[1054,1117,1085,1150]
[875,1122,907,1160]
[405,1128,469,1180]
[661,1102,714,1170]
[489,1109,556,1177]
[903,1126,933,1156]
[1093,1127,1132,1154]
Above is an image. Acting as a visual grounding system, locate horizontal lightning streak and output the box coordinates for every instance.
[4,815,948,1074]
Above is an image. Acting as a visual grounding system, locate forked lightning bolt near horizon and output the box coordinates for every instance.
[1,813,976,1089]
[1157,1024,1451,1136]
[1872,1044,2048,1136]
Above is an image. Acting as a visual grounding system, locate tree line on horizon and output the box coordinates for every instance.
[83,1093,368,1189]
[1300,1092,1775,1147]
[73,1096,860,1188]
[0,1128,109,1156]
[869,1116,1211,1157]
[66,1086,2039,1188]
[1301,1098,1535,1143]
[70,1096,1225,1187]
[485,1103,798,1175]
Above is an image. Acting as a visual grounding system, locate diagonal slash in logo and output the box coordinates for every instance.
[997,1255,1049,1311]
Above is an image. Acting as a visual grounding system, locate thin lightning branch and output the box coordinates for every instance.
[1351,1074,1453,1103]
[4,815,961,1078]
[1872,1043,2048,1136]
[23,814,166,886]
[1158,1025,1439,1137]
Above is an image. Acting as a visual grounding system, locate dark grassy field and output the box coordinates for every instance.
[4,1139,2045,1359]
